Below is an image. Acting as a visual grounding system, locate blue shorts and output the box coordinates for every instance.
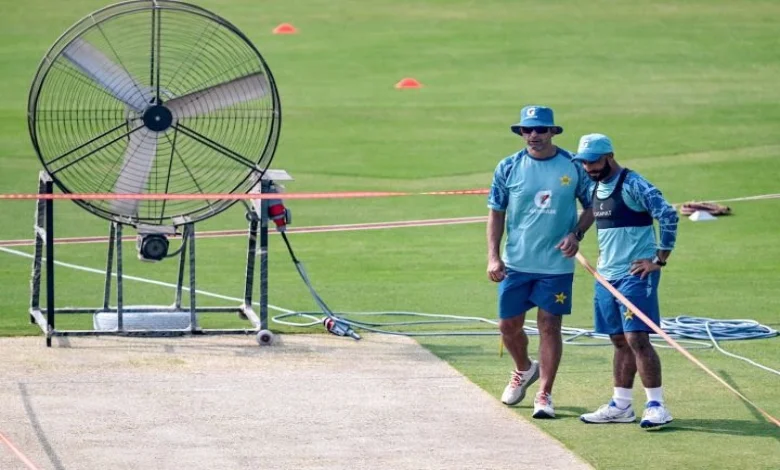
[498,269,574,319]
[594,271,661,335]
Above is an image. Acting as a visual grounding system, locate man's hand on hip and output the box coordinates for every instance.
[629,259,661,279]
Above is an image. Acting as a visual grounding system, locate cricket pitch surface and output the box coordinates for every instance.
[0,334,590,469]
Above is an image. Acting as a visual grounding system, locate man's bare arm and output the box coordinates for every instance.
[487,209,507,282]
[487,209,505,261]
[574,207,595,238]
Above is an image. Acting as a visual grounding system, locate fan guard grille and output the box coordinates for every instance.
[28,0,281,226]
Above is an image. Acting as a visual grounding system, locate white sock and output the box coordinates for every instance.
[645,387,664,404]
[612,387,633,409]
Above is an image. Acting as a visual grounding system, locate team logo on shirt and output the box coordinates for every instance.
[532,190,556,214]
[560,175,571,186]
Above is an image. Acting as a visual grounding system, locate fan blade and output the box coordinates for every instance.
[110,127,158,216]
[63,38,151,112]
[166,72,269,119]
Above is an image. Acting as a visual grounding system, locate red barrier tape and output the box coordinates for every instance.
[0,430,41,470]
[0,189,489,201]
[576,252,780,428]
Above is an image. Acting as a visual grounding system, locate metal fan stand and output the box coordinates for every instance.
[26,0,285,347]
[29,169,292,347]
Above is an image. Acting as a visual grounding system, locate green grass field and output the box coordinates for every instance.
[1,0,779,468]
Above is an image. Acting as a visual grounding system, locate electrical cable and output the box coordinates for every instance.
[274,233,779,372]
[661,316,779,375]
[279,232,361,340]
[273,311,746,350]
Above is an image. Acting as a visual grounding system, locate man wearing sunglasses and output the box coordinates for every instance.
[572,133,678,429]
[487,105,594,419]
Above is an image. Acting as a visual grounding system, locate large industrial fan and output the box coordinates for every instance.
[27,0,287,346]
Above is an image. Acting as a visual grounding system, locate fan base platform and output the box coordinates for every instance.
[94,307,191,332]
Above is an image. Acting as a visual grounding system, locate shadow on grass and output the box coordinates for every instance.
[554,406,591,419]
[420,342,496,361]
[664,370,780,441]
[662,418,779,440]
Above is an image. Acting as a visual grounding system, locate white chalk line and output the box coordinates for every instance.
[0,246,295,315]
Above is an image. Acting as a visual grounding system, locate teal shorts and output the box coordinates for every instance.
[498,269,574,319]
[594,271,661,335]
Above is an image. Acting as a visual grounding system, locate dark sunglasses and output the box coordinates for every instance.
[520,126,550,134]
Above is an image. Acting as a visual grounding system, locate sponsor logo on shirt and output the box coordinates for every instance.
[532,190,556,214]
[594,202,612,218]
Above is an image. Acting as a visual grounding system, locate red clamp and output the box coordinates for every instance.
[267,199,290,232]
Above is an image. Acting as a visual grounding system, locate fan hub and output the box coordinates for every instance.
[142,104,173,132]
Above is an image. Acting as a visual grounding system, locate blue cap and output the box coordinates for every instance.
[510,105,563,135]
[573,133,614,162]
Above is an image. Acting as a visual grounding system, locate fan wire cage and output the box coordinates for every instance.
[28,0,281,227]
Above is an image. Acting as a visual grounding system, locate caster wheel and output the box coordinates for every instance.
[256,329,274,346]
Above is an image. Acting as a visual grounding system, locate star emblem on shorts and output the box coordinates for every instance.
[560,175,571,186]
[625,310,635,319]
[554,292,567,304]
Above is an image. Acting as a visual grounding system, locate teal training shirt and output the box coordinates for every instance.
[488,148,592,274]
[593,170,679,280]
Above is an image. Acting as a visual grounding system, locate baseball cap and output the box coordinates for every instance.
[573,133,614,162]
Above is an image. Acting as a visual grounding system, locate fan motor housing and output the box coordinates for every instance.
[137,233,169,261]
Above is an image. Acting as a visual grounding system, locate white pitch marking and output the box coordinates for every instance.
[0,246,295,314]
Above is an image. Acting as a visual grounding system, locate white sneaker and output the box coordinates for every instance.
[580,400,636,424]
[500,360,539,405]
[640,401,673,428]
[532,391,555,419]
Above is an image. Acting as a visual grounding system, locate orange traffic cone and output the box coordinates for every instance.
[273,23,298,34]
[395,77,422,89]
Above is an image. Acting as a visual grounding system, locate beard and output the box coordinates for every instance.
[588,160,612,181]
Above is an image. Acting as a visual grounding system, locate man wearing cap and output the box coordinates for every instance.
[487,105,594,419]
[572,133,678,429]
